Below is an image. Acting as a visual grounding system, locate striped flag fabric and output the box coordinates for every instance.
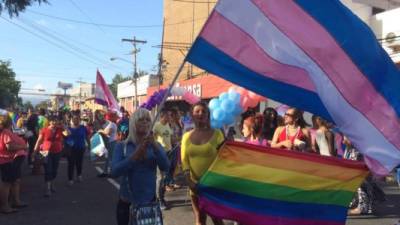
[198,142,369,225]
[186,0,400,175]
[95,70,120,112]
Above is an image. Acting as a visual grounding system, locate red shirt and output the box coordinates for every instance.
[40,127,64,153]
[0,129,26,164]
[278,126,305,144]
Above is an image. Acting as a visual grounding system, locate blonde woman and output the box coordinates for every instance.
[111,108,169,225]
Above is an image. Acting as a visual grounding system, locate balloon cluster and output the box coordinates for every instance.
[209,86,267,129]
[140,87,201,110]
[235,86,267,110]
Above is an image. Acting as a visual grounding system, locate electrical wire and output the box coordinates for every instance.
[17,17,125,72]
[0,15,103,67]
[27,10,208,29]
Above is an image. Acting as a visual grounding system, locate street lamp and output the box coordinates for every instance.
[110,56,140,110]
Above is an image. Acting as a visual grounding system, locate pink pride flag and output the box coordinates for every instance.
[95,70,120,112]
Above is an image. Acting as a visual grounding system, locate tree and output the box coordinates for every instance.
[35,100,48,111]
[0,0,48,17]
[22,100,33,111]
[0,60,21,108]
[108,74,131,98]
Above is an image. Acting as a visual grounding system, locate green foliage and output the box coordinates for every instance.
[34,100,48,111]
[22,100,33,111]
[0,0,48,17]
[108,73,131,98]
[0,60,21,108]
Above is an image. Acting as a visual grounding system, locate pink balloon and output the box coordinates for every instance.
[240,96,249,107]
[259,96,268,102]
[183,92,200,104]
[228,86,238,93]
[248,97,259,108]
[248,91,258,99]
[236,87,247,96]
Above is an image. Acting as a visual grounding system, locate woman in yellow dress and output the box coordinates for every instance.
[181,102,225,225]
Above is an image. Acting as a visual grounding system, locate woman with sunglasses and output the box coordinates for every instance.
[271,108,310,151]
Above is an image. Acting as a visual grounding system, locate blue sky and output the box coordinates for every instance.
[0,0,163,102]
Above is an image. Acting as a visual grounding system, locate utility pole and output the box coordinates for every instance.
[122,36,147,110]
[76,78,84,110]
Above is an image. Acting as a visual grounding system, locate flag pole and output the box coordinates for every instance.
[150,60,187,130]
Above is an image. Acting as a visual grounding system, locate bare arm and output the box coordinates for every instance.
[34,134,44,152]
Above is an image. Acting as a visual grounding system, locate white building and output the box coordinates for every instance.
[69,83,96,110]
[342,0,400,66]
[117,75,159,113]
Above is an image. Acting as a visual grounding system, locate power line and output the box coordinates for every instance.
[17,17,124,72]
[27,10,208,28]
[68,0,108,33]
[0,15,104,67]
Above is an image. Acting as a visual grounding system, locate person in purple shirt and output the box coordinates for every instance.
[111,108,169,225]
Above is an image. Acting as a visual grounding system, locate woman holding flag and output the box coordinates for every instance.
[181,102,225,225]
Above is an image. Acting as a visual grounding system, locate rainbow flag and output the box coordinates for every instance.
[186,0,400,175]
[198,142,369,225]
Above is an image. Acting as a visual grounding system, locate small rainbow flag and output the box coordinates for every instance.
[198,142,369,225]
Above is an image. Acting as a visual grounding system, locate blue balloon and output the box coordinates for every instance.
[212,108,225,121]
[209,98,220,110]
[211,119,223,129]
[223,114,235,125]
[221,99,235,113]
[228,91,240,104]
[219,92,229,101]
[233,103,243,115]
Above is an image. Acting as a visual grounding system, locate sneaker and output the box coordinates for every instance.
[68,180,74,186]
[97,173,108,178]
[50,185,56,193]
[160,201,168,211]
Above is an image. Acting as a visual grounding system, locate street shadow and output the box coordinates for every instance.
[168,199,192,208]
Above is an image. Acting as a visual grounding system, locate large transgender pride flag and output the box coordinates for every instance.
[186,0,400,175]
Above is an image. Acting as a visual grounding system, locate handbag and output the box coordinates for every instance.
[130,202,163,225]
[123,143,164,225]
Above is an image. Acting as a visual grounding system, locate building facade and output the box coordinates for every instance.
[117,75,159,113]
[69,83,96,110]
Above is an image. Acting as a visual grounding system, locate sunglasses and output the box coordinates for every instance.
[284,113,295,117]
